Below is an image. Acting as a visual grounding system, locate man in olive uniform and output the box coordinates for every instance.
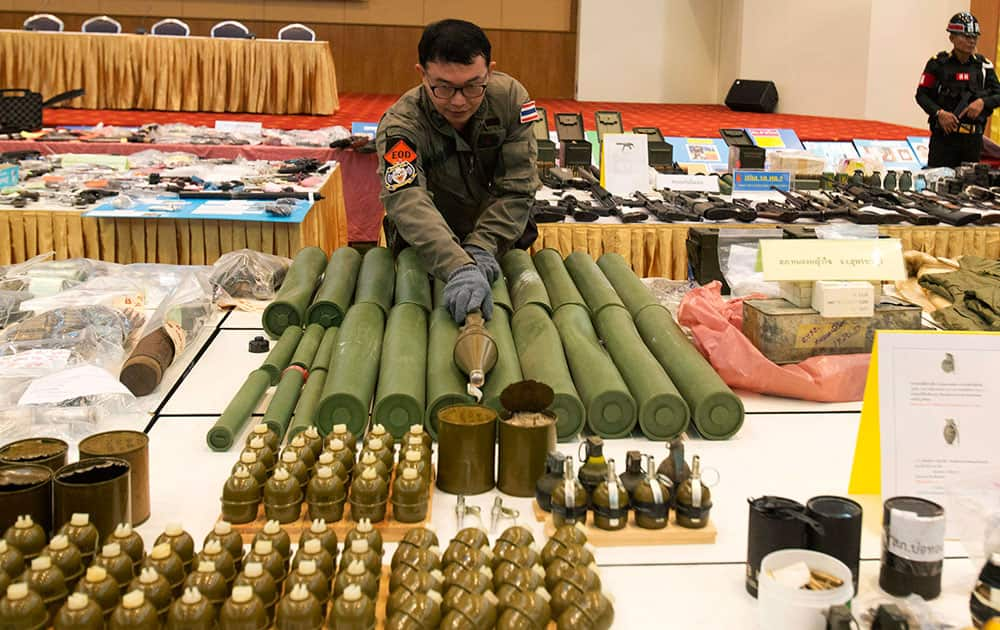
[376,19,540,323]
[915,12,1000,167]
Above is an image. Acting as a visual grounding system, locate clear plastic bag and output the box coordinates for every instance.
[640,278,698,318]
[210,249,291,302]
[138,268,213,359]
[0,305,144,369]
[718,228,784,297]
[0,405,100,446]
[0,251,55,291]
[19,274,146,315]
[0,290,34,329]
[120,263,212,309]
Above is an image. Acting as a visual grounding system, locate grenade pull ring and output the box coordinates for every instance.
[489,497,520,534]
[455,495,483,530]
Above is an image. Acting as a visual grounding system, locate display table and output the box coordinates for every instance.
[0,165,348,265]
[0,30,338,114]
[533,221,1000,279]
[129,306,977,628]
[0,141,382,243]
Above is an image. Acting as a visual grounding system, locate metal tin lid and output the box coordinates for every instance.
[500,381,554,413]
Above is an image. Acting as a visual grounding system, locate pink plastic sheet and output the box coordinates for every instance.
[677,282,869,402]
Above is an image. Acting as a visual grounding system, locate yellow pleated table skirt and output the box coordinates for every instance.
[0,167,348,265]
[0,30,339,114]
[531,222,1000,279]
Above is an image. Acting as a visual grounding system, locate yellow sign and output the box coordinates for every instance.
[848,334,881,494]
[760,238,906,282]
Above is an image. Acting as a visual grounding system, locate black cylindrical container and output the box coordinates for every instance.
[879,496,944,600]
[0,438,68,471]
[806,495,863,595]
[745,496,813,598]
[53,457,131,541]
[0,464,53,535]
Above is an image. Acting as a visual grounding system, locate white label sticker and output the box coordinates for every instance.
[18,365,132,406]
[887,508,946,562]
[564,480,576,509]
[608,482,620,510]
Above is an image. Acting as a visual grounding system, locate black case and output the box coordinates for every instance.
[0,88,85,134]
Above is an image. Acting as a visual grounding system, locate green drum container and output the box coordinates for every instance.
[262,247,327,338]
[394,248,432,312]
[306,247,362,328]
[552,304,637,438]
[563,251,624,316]
[353,247,395,316]
[207,369,272,452]
[481,307,523,415]
[510,304,585,441]
[635,305,744,439]
[260,326,303,386]
[424,306,473,440]
[594,305,689,440]
[594,253,657,318]
[500,250,551,313]
[373,304,428,439]
[533,249,587,313]
[317,303,385,437]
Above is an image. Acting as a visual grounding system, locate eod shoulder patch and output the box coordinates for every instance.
[383,137,419,192]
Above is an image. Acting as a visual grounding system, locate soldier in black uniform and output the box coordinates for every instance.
[915,12,1000,167]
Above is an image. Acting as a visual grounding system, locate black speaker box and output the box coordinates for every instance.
[725,80,778,113]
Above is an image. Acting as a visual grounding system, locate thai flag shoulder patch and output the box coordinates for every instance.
[519,100,540,124]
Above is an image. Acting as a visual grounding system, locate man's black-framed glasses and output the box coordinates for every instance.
[428,83,488,100]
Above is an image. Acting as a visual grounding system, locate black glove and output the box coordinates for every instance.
[464,245,501,285]
[443,264,494,323]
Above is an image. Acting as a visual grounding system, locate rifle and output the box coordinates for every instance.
[897,191,981,226]
[530,194,600,223]
[837,184,939,225]
[625,191,694,222]
[817,190,906,225]
[729,198,759,222]
[576,169,647,222]
[753,200,801,223]
[771,187,847,222]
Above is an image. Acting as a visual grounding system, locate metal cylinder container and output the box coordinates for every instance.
[0,464,53,535]
[78,430,150,525]
[53,457,131,541]
[0,437,68,472]
[497,412,556,497]
[436,405,497,495]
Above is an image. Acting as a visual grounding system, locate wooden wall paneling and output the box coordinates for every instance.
[261,0,345,25]
[500,0,573,31]
[98,0,162,17]
[494,29,576,99]
[179,0,263,21]
[342,0,424,27]
[335,24,423,94]
[423,0,502,29]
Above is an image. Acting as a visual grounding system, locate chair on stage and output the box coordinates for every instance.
[23,14,64,31]
[82,15,123,34]
[151,18,191,37]
[277,23,316,41]
[211,20,253,39]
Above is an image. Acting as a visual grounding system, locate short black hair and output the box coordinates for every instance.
[418,19,491,67]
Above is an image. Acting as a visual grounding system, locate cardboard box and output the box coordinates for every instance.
[742,299,922,364]
[0,164,19,188]
[811,281,875,318]
[779,281,812,308]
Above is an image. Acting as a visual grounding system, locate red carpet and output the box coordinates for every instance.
[42,93,926,141]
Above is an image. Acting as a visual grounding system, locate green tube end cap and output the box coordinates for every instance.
[262,303,300,339]
[206,427,233,452]
[587,392,638,439]
[373,395,425,439]
[550,393,586,442]
[693,392,745,440]
[306,302,345,329]
[638,395,690,441]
